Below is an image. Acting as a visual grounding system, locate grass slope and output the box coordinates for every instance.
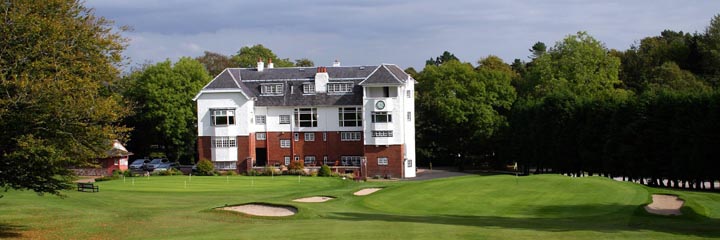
[0,174,717,239]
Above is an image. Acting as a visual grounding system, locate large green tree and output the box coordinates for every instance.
[195,51,234,76]
[232,44,294,68]
[123,58,210,163]
[527,32,623,98]
[416,60,516,168]
[0,0,130,195]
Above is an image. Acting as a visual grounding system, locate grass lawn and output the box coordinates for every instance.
[0,174,718,239]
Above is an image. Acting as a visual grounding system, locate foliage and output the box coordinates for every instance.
[262,166,279,176]
[195,51,234,76]
[231,44,294,68]
[529,41,547,59]
[294,58,315,67]
[123,57,210,163]
[318,165,332,177]
[289,160,305,171]
[425,51,459,66]
[0,0,130,195]
[195,159,215,176]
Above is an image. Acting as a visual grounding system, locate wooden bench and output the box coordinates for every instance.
[77,183,99,192]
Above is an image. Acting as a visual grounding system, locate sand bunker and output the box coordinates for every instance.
[220,204,297,217]
[293,196,335,203]
[353,188,382,196]
[645,194,684,216]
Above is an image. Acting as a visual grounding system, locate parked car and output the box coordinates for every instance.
[129,159,150,170]
[143,158,169,171]
[153,162,179,172]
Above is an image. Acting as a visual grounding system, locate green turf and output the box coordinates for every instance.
[0,174,718,239]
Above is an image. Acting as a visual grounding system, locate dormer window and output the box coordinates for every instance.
[303,83,315,94]
[261,83,283,95]
[327,83,353,93]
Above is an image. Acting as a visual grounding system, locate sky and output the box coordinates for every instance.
[87,0,720,71]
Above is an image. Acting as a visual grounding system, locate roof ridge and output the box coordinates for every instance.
[382,64,403,84]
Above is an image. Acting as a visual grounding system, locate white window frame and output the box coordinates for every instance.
[212,136,237,148]
[338,107,362,127]
[210,109,235,126]
[407,159,413,167]
[407,90,412,98]
[341,156,362,166]
[323,155,328,165]
[378,157,388,166]
[294,108,318,127]
[304,133,315,141]
[294,133,299,141]
[304,155,316,165]
[327,82,353,93]
[279,115,291,124]
[341,132,362,141]
[261,83,283,95]
[371,111,392,123]
[323,132,327,141]
[303,83,315,94]
[256,132,266,140]
[372,130,393,137]
[280,139,291,148]
[407,112,412,121]
[214,161,237,170]
[255,115,266,124]
[284,156,291,166]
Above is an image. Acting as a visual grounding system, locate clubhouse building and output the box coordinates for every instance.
[193,59,416,178]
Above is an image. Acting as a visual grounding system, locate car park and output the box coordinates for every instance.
[143,158,169,171]
[129,159,150,170]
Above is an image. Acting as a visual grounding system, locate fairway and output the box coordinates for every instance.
[0,174,718,239]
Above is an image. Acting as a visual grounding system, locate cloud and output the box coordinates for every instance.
[88,0,720,70]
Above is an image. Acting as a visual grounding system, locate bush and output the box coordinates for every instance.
[289,160,304,171]
[94,176,117,182]
[263,166,279,176]
[222,170,238,176]
[155,168,183,176]
[318,164,332,177]
[196,159,215,176]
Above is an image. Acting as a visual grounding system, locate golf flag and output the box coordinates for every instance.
[513,162,518,171]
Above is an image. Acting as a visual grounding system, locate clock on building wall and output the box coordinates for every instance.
[375,100,385,110]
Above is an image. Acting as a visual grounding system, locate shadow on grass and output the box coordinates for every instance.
[0,223,23,238]
[328,204,720,238]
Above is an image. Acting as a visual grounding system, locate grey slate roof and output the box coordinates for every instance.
[199,64,410,106]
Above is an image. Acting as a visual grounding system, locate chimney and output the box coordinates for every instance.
[333,59,341,67]
[257,58,264,72]
[267,58,274,69]
[315,66,328,93]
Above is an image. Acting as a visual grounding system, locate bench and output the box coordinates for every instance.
[77,183,99,192]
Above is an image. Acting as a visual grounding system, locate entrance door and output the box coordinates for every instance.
[255,148,267,166]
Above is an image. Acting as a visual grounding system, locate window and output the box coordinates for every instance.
[280,115,291,124]
[303,83,315,94]
[407,159,413,167]
[280,139,291,148]
[323,132,327,141]
[367,87,397,97]
[327,83,353,93]
[323,156,328,165]
[114,159,119,166]
[294,108,318,127]
[341,156,362,166]
[304,156,316,165]
[338,107,362,127]
[212,136,237,148]
[256,132,266,140]
[407,112,412,121]
[214,161,237,170]
[211,109,235,126]
[372,130,393,137]
[255,115,266,124]
[261,84,283,95]
[305,133,315,141]
[294,156,300,162]
[341,132,362,141]
[294,133,299,141]
[371,112,392,123]
[284,156,290,166]
[407,90,412,98]
[378,157,388,166]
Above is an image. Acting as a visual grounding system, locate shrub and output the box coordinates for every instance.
[246,169,261,176]
[222,170,238,176]
[196,159,215,176]
[263,166,279,176]
[318,164,332,177]
[289,160,304,171]
[94,176,117,182]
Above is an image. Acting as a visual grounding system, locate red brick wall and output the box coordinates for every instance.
[197,136,212,161]
[237,135,252,172]
[363,145,404,178]
[259,131,364,167]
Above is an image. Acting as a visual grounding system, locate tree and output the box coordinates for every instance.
[527,32,623,99]
[294,58,315,67]
[529,41,547,59]
[645,62,710,92]
[123,58,210,163]
[195,51,234,76]
[416,60,516,169]
[232,44,294,68]
[0,0,130,195]
[425,51,459,66]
